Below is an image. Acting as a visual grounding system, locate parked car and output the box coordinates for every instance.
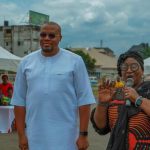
[89,76,98,85]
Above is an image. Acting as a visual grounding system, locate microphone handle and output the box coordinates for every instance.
[125,78,134,106]
[126,99,131,106]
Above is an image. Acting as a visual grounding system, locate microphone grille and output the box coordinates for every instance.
[126,78,134,87]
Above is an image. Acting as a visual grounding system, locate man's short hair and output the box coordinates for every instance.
[41,21,61,33]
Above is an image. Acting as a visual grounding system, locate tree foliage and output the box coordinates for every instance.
[66,48,96,71]
[143,47,150,59]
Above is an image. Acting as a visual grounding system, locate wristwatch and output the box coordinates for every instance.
[79,131,88,136]
[135,96,143,107]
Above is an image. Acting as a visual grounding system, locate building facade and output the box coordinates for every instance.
[70,48,118,79]
[0,22,40,57]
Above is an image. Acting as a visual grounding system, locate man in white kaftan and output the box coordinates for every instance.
[11,22,95,150]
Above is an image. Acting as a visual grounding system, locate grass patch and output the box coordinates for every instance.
[92,85,98,99]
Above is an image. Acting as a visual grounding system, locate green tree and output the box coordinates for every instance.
[143,47,150,59]
[66,48,96,71]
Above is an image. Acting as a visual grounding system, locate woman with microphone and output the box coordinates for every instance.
[91,51,150,150]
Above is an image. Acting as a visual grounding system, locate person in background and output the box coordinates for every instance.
[7,87,13,99]
[91,51,150,150]
[1,87,13,105]
[11,21,95,150]
[0,74,13,97]
[0,89,2,105]
[0,74,13,105]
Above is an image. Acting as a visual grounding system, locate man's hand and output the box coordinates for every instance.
[76,136,89,150]
[19,134,28,150]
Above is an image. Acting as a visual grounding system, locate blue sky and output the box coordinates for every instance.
[0,0,150,55]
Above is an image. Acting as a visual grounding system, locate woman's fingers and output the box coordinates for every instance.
[99,78,113,89]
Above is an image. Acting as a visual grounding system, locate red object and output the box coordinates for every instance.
[128,132,137,150]
[128,132,150,150]
[110,100,125,105]
[0,83,13,97]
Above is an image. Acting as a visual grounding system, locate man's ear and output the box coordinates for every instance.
[59,35,62,42]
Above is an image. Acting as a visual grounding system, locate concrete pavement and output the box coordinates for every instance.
[0,122,109,150]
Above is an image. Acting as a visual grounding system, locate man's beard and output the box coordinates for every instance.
[42,46,53,53]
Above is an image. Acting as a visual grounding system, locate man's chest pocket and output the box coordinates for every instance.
[49,71,73,91]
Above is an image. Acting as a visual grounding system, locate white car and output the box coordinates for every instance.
[89,76,98,85]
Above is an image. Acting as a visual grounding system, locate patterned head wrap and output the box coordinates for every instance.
[117,51,144,76]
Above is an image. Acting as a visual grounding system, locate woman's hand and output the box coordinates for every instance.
[124,87,139,103]
[98,79,116,103]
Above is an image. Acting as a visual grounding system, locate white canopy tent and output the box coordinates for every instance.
[144,57,150,75]
[0,46,21,72]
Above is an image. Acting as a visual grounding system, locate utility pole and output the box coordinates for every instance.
[100,40,103,48]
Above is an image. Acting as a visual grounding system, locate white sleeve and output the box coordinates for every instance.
[11,61,27,106]
[74,56,95,106]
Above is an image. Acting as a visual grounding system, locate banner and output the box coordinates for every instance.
[29,10,49,25]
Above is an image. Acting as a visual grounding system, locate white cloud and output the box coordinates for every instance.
[0,3,17,11]
[0,2,25,25]
[0,0,150,54]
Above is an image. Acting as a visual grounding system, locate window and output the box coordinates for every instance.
[5,29,11,34]
[18,41,24,46]
[5,42,9,46]
[18,41,21,46]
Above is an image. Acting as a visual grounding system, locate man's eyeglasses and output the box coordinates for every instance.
[121,63,139,72]
[40,32,58,39]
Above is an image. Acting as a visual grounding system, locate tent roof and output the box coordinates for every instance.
[144,57,150,65]
[0,46,21,72]
[144,57,150,75]
[0,46,21,60]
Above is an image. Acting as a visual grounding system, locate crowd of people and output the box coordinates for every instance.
[1,21,150,150]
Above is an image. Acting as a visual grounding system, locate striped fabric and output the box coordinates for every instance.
[108,105,150,150]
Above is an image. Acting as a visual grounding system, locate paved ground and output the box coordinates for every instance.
[0,104,110,150]
[0,122,109,150]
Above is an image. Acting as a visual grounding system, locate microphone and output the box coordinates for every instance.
[126,78,134,87]
[125,78,134,106]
